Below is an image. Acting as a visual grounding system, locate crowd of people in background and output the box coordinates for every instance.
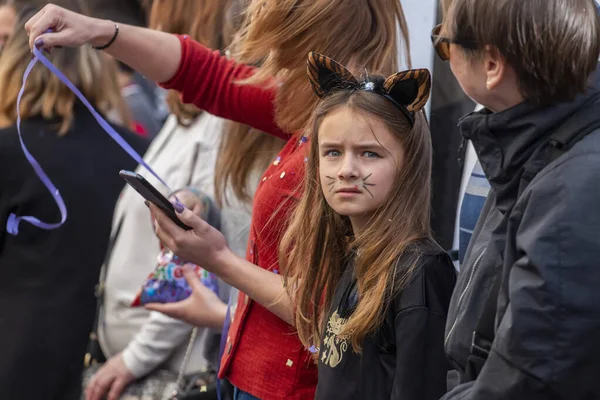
[1,0,600,400]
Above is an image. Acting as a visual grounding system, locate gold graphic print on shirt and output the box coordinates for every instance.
[321,310,349,368]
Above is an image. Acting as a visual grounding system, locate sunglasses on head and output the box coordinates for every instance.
[430,24,478,61]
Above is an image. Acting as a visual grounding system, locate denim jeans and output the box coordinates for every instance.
[233,387,261,400]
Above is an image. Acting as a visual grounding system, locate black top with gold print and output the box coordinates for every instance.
[316,243,457,400]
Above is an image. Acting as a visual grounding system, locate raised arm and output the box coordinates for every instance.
[159,36,285,137]
[25,4,288,138]
[26,5,181,83]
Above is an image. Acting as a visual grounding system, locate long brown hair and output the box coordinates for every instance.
[214,121,284,206]
[232,0,411,134]
[280,89,433,352]
[214,0,284,207]
[0,7,129,134]
[149,0,227,126]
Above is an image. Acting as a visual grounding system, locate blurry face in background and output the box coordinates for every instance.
[0,5,16,51]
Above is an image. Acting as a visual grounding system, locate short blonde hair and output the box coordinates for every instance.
[0,8,130,135]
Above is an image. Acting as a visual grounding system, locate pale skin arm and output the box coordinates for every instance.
[218,248,295,325]
[147,202,295,326]
[25,4,181,83]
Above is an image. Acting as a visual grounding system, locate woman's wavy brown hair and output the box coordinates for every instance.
[215,0,412,206]
[149,0,227,126]
[233,0,411,134]
[214,120,284,206]
[214,0,284,207]
[0,7,129,135]
[280,89,433,352]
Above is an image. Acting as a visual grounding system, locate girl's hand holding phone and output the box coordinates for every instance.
[168,189,205,217]
[148,202,231,275]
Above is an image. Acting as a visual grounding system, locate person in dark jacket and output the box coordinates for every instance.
[0,8,147,400]
[431,0,600,398]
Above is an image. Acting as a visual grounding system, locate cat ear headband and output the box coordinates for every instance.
[306,52,432,126]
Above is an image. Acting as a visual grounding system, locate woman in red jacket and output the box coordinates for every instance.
[26,1,410,398]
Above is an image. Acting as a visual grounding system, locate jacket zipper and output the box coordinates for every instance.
[445,245,487,345]
[457,136,467,169]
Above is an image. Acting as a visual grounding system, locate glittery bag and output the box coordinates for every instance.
[131,249,219,307]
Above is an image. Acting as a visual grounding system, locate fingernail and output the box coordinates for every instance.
[144,200,150,208]
[173,201,185,213]
[34,38,44,47]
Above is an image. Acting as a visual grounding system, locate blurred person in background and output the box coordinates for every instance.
[0,0,16,51]
[84,1,268,399]
[0,5,148,400]
[117,61,163,138]
[89,0,168,132]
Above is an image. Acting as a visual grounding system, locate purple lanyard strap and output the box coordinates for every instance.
[7,46,171,235]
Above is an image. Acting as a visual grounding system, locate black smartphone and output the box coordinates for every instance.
[119,170,192,230]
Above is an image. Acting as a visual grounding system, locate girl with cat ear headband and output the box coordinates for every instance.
[279,52,455,400]
[150,52,456,400]
[306,52,432,126]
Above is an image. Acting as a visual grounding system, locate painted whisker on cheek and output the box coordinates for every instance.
[362,173,375,198]
[325,176,336,192]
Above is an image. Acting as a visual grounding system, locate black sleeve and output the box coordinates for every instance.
[390,252,456,400]
[390,307,450,400]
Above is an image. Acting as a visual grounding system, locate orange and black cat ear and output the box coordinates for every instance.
[307,52,358,98]
[382,69,431,112]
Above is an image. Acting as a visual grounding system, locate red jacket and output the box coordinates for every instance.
[161,35,317,400]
